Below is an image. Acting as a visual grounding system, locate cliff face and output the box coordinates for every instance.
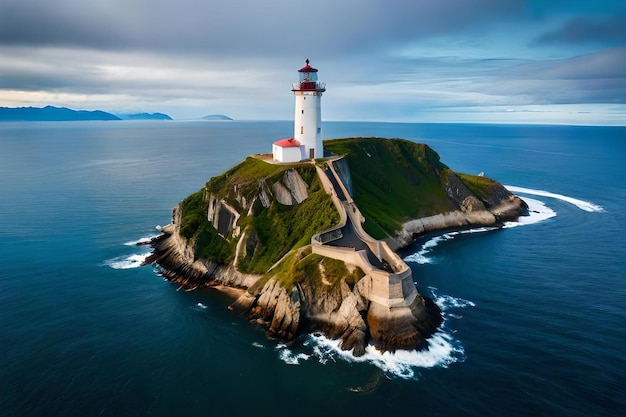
[146,138,526,356]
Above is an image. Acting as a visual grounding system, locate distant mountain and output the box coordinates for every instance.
[117,112,173,120]
[202,114,233,121]
[0,106,120,121]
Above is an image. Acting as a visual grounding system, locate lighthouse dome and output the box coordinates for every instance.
[298,59,318,82]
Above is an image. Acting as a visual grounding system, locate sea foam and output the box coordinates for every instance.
[503,196,556,228]
[107,229,161,269]
[276,289,474,380]
[404,193,559,264]
[404,227,499,264]
[124,234,161,246]
[104,253,149,269]
[124,227,163,246]
[505,185,604,212]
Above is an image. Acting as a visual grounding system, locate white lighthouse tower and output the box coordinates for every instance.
[273,59,326,162]
[293,58,325,159]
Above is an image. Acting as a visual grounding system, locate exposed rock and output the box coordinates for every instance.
[444,171,476,208]
[206,195,240,238]
[244,230,259,258]
[282,169,309,204]
[332,158,353,197]
[461,195,487,214]
[145,221,261,290]
[367,295,442,353]
[491,195,528,221]
[271,169,309,206]
[268,286,300,340]
[242,278,301,340]
[258,183,272,208]
[271,181,294,205]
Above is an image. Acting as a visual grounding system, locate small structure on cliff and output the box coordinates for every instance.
[272,59,326,163]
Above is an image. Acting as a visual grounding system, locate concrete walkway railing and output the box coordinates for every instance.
[311,158,419,308]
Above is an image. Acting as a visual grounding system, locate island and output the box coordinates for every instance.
[145,137,527,356]
[117,112,173,120]
[0,105,121,121]
[202,114,234,121]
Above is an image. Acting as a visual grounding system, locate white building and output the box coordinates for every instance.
[273,59,326,163]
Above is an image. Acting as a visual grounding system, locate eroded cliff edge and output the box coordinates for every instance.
[145,138,527,356]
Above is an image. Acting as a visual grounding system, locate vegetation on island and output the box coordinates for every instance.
[325,138,460,239]
[257,247,364,291]
[151,137,523,354]
[456,173,505,203]
[179,189,235,264]
[176,137,514,283]
[177,157,340,276]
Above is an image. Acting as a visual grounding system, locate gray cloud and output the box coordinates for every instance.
[535,14,626,46]
[1,0,624,123]
[0,0,524,57]
[477,47,626,105]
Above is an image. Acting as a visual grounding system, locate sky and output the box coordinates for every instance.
[0,0,625,125]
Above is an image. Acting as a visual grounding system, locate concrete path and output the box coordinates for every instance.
[322,164,393,272]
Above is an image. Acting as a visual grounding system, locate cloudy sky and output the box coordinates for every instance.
[1,0,625,124]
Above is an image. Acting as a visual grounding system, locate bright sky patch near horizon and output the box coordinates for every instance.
[0,0,624,125]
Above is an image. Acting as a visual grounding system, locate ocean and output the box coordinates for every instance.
[1,120,624,416]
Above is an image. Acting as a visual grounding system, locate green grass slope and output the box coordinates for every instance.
[177,157,340,274]
[325,137,457,238]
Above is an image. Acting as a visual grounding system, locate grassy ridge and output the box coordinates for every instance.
[262,249,365,291]
[238,176,339,274]
[325,138,456,238]
[457,173,502,203]
[177,157,340,274]
[178,189,235,264]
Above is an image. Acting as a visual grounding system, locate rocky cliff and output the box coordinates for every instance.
[146,139,526,356]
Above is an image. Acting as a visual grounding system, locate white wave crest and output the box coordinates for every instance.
[124,234,161,246]
[503,196,557,228]
[277,345,311,365]
[429,287,476,310]
[104,253,149,269]
[276,289,474,379]
[124,227,163,246]
[404,234,452,264]
[404,227,498,264]
[505,185,604,213]
[277,331,464,379]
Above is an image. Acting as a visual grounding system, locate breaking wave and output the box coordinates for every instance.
[276,289,474,380]
[505,185,604,213]
[104,253,150,269]
[404,227,499,265]
[403,188,571,264]
[124,233,161,246]
[503,196,556,228]
[105,228,161,269]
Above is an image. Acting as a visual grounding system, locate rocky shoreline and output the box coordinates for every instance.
[142,139,527,356]
[144,191,525,356]
[145,223,444,356]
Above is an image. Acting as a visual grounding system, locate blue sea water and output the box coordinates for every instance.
[1,120,625,416]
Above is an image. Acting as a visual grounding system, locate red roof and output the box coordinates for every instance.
[298,64,318,72]
[274,138,301,148]
[298,59,318,73]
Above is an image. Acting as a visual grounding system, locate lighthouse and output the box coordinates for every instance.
[273,59,326,162]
